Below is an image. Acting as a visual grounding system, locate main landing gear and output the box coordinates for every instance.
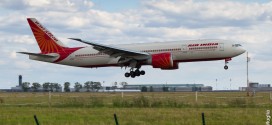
[125,69,145,78]
[224,58,232,70]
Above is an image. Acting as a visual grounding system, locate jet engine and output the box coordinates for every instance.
[147,52,178,70]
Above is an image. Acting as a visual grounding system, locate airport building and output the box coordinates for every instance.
[123,84,212,92]
[70,84,213,92]
[239,82,272,91]
[0,75,23,92]
[10,75,23,92]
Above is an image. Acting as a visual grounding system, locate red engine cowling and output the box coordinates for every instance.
[147,53,179,70]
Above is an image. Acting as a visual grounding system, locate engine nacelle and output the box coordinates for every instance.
[147,52,179,70]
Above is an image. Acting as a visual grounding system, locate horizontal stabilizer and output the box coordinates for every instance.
[17,52,57,58]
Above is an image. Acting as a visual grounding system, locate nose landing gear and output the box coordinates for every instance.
[224,58,231,70]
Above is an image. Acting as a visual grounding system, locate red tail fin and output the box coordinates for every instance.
[27,18,67,54]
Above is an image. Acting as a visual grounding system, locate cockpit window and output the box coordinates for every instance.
[232,44,242,47]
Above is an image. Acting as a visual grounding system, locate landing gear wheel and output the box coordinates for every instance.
[135,70,140,76]
[130,71,135,78]
[140,70,145,75]
[125,72,130,77]
[224,65,228,70]
[125,68,145,78]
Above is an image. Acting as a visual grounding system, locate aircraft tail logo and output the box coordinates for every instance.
[27,18,67,54]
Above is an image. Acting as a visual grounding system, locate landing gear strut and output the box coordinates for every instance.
[224,58,231,70]
[124,69,145,78]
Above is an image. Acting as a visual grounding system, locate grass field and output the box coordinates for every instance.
[0,92,271,125]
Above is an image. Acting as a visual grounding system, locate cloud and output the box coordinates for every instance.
[15,61,31,69]
[143,0,272,28]
[83,0,94,8]
[9,51,17,59]
[6,35,35,44]
[0,60,6,65]
[66,16,90,28]
[0,0,26,10]
[23,0,51,7]
[0,0,94,12]
[87,10,126,28]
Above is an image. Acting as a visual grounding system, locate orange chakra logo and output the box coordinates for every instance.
[30,21,63,54]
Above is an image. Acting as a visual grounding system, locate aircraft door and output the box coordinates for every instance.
[219,43,224,51]
[182,44,187,53]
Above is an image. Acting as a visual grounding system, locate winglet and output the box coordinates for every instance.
[69,38,92,45]
[68,38,82,41]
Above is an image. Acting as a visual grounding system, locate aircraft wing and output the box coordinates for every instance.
[69,38,150,59]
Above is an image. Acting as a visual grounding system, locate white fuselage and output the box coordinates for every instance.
[30,39,245,68]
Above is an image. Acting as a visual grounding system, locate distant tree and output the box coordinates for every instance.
[74,82,82,92]
[64,82,70,92]
[112,82,118,91]
[22,82,30,92]
[42,82,50,92]
[49,83,55,92]
[54,83,61,92]
[114,82,118,86]
[31,82,41,92]
[84,81,92,92]
[120,82,128,88]
[92,82,102,92]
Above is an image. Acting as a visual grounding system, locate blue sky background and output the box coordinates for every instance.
[0,0,272,90]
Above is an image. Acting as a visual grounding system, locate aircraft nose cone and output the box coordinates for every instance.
[237,47,246,55]
[240,48,246,54]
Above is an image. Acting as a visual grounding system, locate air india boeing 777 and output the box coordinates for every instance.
[19,18,246,78]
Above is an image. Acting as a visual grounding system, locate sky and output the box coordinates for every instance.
[0,0,272,90]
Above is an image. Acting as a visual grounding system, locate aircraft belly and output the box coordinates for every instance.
[58,56,113,67]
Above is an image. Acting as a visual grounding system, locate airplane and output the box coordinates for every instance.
[18,18,246,78]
